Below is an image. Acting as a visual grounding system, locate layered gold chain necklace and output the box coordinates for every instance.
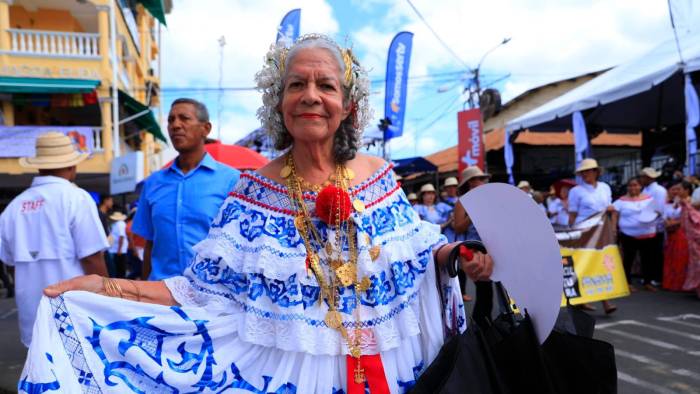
[281,153,371,384]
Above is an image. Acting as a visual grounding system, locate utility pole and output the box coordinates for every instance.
[217,35,226,141]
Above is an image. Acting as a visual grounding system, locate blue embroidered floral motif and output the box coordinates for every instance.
[210,198,304,248]
[17,353,60,393]
[84,304,298,393]
[358,198,414,238]
[190,257,322,309]
[188,248,430,318]
[210,200,244,229]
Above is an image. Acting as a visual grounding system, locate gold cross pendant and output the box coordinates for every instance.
[354,363,366,384]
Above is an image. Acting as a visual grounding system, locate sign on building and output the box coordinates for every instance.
[110,151,144,195]
[457,108,485,175]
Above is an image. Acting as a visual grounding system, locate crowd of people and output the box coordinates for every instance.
[404,158,700,308]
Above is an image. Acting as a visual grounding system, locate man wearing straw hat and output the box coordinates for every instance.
[0,131,108,347]
[107,210,129,278]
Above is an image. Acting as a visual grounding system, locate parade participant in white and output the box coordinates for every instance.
[107,211,129,278]
[567,158,617,314]
[0,132,108,347]
[639,167,668,288]
[21,35,493,393]
[568,159,613,226]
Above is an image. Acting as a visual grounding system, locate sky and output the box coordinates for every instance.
[157,0,696,160]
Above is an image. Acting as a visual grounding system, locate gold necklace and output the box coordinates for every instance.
[280,153,370,383]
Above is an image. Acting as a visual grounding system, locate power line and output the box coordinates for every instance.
[405,0,472,71]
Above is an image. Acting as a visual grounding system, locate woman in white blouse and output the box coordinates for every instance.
[568,159,617,313]
[611,177,658,292]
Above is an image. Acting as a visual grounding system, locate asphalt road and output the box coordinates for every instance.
[0,287,697,393]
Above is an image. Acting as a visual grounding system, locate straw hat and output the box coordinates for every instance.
[443,177,459,187]
[109,211,127,221]
[420,183,436,194]
[407,192,418,201]
[575,158,599,173]
[640,167,661,179]
[458,166,491,188]
[19,131,88,169]
[517,180,531,189]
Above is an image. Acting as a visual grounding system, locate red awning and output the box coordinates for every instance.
[204,141,269,170]
[164,142,269,170]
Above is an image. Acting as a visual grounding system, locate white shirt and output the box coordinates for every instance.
[663,202,682,221]
[547,197,570,227]
[568,181,612,224]
[0,176,108,347]
[612,195,657,238]
[691,187,700,206]
[108,220,128,254]
[642,181,667,232]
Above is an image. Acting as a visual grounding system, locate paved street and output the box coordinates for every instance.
[592,290,700,394]
[0,287,697,393]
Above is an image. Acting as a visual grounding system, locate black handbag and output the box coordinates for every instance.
[411,240,616,394]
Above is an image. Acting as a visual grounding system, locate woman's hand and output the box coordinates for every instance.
[459,246,493,281]
[43,274,104,298]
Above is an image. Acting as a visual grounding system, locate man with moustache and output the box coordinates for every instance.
[132,99,239,280]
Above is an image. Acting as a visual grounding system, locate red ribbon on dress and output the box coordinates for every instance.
[346,354,390,394]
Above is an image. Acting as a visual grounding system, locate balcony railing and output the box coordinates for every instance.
[7,29,100,58]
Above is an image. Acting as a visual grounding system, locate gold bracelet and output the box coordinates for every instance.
[102,277,124,298]
[127,280,141,302]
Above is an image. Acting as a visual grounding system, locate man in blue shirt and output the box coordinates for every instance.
[133,98,239,280]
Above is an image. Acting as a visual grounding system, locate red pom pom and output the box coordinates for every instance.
[316,185,352,225]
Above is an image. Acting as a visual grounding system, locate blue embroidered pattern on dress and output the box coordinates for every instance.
[18,353,61,393]
[187,247,431,322]
[50,296,102,394]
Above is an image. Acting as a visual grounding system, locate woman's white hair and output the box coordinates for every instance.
[254,34,373,162]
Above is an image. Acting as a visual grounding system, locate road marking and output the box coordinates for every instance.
[0,308,16,319]
[658,314,700,330]
[617,371,682,394]
[615,349,700,382]
[602,328,700,356]
[604,320,700,341]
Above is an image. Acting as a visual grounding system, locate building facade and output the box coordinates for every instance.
[0,0,170,205]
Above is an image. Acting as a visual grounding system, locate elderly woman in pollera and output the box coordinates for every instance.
[23,34,493,393]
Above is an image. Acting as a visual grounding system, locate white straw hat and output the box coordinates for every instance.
[109,211,127,221]
[575,158,599,173]
[517,180,531,189]
[407,192,418,200]
[420,183,436,194]
[19,131,88,169]
[443,177,459,187]
[640,167,661,179]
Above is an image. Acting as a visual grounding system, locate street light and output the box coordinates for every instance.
[467,37,511,108]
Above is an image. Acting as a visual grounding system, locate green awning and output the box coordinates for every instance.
[118,90,167,143]
[137,0,167,26]
[0,77,99,94]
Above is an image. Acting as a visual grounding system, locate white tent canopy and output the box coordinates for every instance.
[506,31,700,133]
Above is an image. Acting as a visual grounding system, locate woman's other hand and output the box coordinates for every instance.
[44,274,104,298]
[460,246,493,281]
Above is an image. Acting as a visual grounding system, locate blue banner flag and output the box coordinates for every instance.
[384,32,413,140]
[276,9,301,47]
